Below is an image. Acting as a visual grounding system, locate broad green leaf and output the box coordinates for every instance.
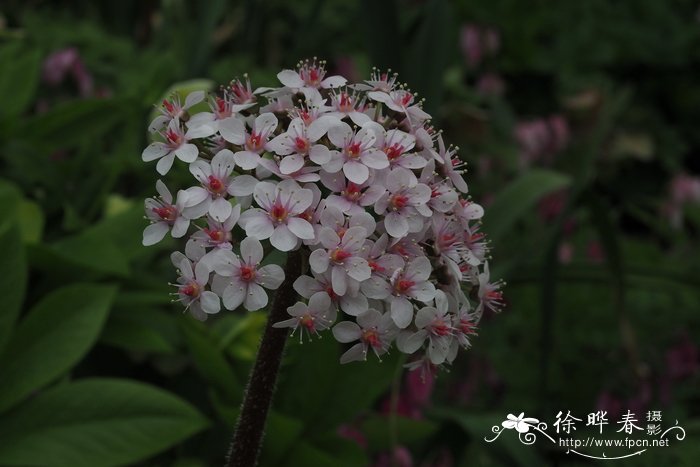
[101,306,178,355]
[0,224,26,355]
[0,284,117,413]
[485,169,571,241]
[0,378,208,467]
[0,181,26,354]
[277,333,398,432]
[181,321,243,403]
[0,43,41,118]
[49,230,130,276]
[360,415,438,452]
[17,199,44,244]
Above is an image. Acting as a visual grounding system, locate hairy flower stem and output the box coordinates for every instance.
[225,249,304,467]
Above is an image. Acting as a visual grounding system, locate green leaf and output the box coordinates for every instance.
[360,415,438,452]
[17,199,44,244]
[49,229,131,277]
[181,321,243,403]
[0,378,208,467]
[101,306,178,355]
[0,181,26,354]
[0,223,26,355]
[485,169,571,241]
[277,334,398,432]
[0,43,41,118]
[0,284,117,413]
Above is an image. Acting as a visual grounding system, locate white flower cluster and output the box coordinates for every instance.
[142,59,503,368]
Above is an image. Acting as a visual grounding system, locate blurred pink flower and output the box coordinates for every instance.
[664,173,700,228]
[665,333,699,381]
[475,72,505,97]
[42,47,93,97]
[515,115,570,167]
[558,242,573,264]
[460,24,500,68]
[374,446,413,467]
[337,424,367,449]
[586,241,604,263]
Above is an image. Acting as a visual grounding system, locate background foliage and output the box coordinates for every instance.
[0,0,699,465]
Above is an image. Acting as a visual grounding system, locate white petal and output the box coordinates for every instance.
[142,143,168,162]
[184,90,205,109]
[223,283,246,310]
[391,297,414,328]
[279,154,305,174]
[240,236,264,264]
[219,116,247,145]
[331,266,347,296]
[294,275,322,298]
[332,321,362,343]
[309,145,331,165]
[244,282,268,311]
[339,343,367,364]
[384,212,409,238]
[309,249,330,274]
[171,216,190,238]
[242,212,275,239]
[328,122,353,148]
[343,161,369,184]
[360,149,389,169]
[287,217,315,240]
[270,224,298,251]
[234,151,261,170]
[321,75,347,89]
[229,175,258,196]
[211,149,236,177]
[200,291,221,314]
[155,153,176,175]
[209,197,233,222]
[277,69,305,88]
[258,264,285,289]
[174,144,199,163]
[142,222,169,246]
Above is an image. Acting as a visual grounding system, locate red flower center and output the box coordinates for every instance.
[208,175,226,194]
[390,194,409,210]
[240,265,256,282]
[330,248,352,263]
[270,204,288,222]
[344,183,362,201]
[165,129,181,145]
[368,260,384,273]
[153,205,177,222]
[431,319,451,337]
[162,99,176,114]
[300,314,315,331]
[361,329,382,349]
[180,282,200,297]
[294,137,309,153]
[205,229,226,242]
[325,285,338,300]
[385,144,404,160]
[395,279,415,294]
[247,133,263,151]
[347,142,362,158]
[459,319,477,335]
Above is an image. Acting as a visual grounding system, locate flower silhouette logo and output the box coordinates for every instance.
[502,413,540,433]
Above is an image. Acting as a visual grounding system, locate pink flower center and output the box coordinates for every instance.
[325,285,338,300]
[390,194,409,210]
[385,144,404,160]
[208,175,226,194]
[431,319,451,337]
[486,290,503,301]
[459,318,477,335]
[216,97,227,113]
[247,133,264,151]
[361,329,382,349]
[368,260,384,273]
[153,205,177,222]
[162,99,176,114]
[338,93,353,112]
[330,248,352,263]
[205,228,226,243]
[165,129,182,146]
[294,137,309,153]
[180,282,200,298]
[398,92,413,106]
[347,142,362,158]
[270,204,288,223]
[336,227,347,239]
[300,314,316,331]
[240,265,256,282]
[394,279,415,295]
[343,183,362,201]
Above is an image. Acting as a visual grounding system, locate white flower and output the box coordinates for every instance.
[239,179,316,251]
[173,255,220,321]
[187,149,238,221]
[277,59,347,90]
[375,167,432,238]
[309,225,371,296]
[324,121,389,184]
[218,113,278,170]
[142,118,199,175]
[143,180,202,245]
[272,292,337,341]
[210,237,285,311]
[332,309,398,363]
[267,117,335,174]
[149,90,205,133]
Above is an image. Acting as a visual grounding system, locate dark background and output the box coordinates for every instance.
[0,0,698,465]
